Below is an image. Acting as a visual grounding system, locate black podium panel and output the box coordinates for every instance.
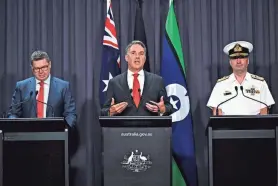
[213,138,276,186]
[0,118,69,186]
[4,141,65,186]
[207,115,278,186]
[100,116,172,186]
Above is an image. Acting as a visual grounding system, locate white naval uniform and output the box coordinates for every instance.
[207,72,275,115]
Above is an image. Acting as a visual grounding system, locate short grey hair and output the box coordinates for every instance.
[125,40,147,55]
[30,50,50,65]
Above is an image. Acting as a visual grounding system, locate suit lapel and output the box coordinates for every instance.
[46,77,56,117]
[121,72,130,92]
[120,72,134,105]
[139,71,151,107]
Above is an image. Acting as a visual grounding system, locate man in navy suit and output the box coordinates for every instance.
[101,40,173,116]
[7,50,77,127]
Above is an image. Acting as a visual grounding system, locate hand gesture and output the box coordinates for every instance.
[146,96,166,114]
[109,98,128,116]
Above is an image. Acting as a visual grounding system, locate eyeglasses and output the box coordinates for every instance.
[33,65,49,73]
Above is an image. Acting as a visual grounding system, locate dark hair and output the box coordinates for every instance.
[125,40,147,55]
[30,50,50,65]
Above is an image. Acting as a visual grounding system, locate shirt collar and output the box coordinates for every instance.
[127,69,144,77]
[244,72,252,81]
[229,72,251,82]
[35,74,51,85]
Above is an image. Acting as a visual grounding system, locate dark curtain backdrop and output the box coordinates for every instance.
[0,0,278,186]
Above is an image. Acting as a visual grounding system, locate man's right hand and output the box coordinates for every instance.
[109,98,128,116]
[212,107,223,116]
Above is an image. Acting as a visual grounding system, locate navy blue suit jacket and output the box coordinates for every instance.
[7,76,77,127]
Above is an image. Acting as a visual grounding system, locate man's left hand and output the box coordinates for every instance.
[146,96,166,114]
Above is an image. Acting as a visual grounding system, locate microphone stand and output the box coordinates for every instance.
[240,86,269,114]
[216,86,238,116]
[3,91,34,118]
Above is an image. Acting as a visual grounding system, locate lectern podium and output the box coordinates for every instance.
[100,116,172,186]
[207,115,278,186]
[0,118,69,186]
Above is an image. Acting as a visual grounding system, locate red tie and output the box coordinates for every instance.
[37,81,44,118]
[132,73,141,107]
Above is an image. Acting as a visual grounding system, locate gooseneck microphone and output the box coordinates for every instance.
[2,91,34,118]
[240,86,269,113]
[35,91,55,117]
[130,89,133,99]
[216,86,239,116]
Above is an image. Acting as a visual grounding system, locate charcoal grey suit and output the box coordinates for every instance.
[101,71,173,116]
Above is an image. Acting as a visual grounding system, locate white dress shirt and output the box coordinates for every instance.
[207,72,275,115]
[127,69,144,95]
[36,75,51,118]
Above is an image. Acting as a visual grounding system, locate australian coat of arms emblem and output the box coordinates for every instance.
[121,149,152,172]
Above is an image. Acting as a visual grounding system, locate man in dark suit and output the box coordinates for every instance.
[101,40,173,116]
[7,50,77,127]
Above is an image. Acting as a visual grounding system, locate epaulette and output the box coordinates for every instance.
[251,74,264,81]
[217,75,229,83]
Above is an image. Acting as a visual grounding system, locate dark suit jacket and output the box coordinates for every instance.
[101,71,174,116]
[7,76,77,127]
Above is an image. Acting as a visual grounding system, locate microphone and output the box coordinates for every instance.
[216,86,238,115]
[3,91,33,118]
[121,89,133,106]
[240,86,269,113]
[126,89,133,101]
[35,91,55,117]
[130,89,133,98]
[127,89,133,107]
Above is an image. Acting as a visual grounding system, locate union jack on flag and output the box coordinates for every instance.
[99,0,120,105]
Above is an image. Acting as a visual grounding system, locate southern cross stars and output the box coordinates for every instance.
[170,97,179,110]
[102,72,113,92]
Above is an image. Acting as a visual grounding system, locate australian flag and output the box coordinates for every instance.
[99,0,120,105]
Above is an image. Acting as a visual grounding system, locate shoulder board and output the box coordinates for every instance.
[217,76,229,83]
[251,74,264,81]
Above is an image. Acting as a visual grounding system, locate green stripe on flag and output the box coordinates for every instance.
[166,0,186,76]
[166,1,190,185]
[172,158,187,186]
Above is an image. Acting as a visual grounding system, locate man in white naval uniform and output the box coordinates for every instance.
[207,41,275,115]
